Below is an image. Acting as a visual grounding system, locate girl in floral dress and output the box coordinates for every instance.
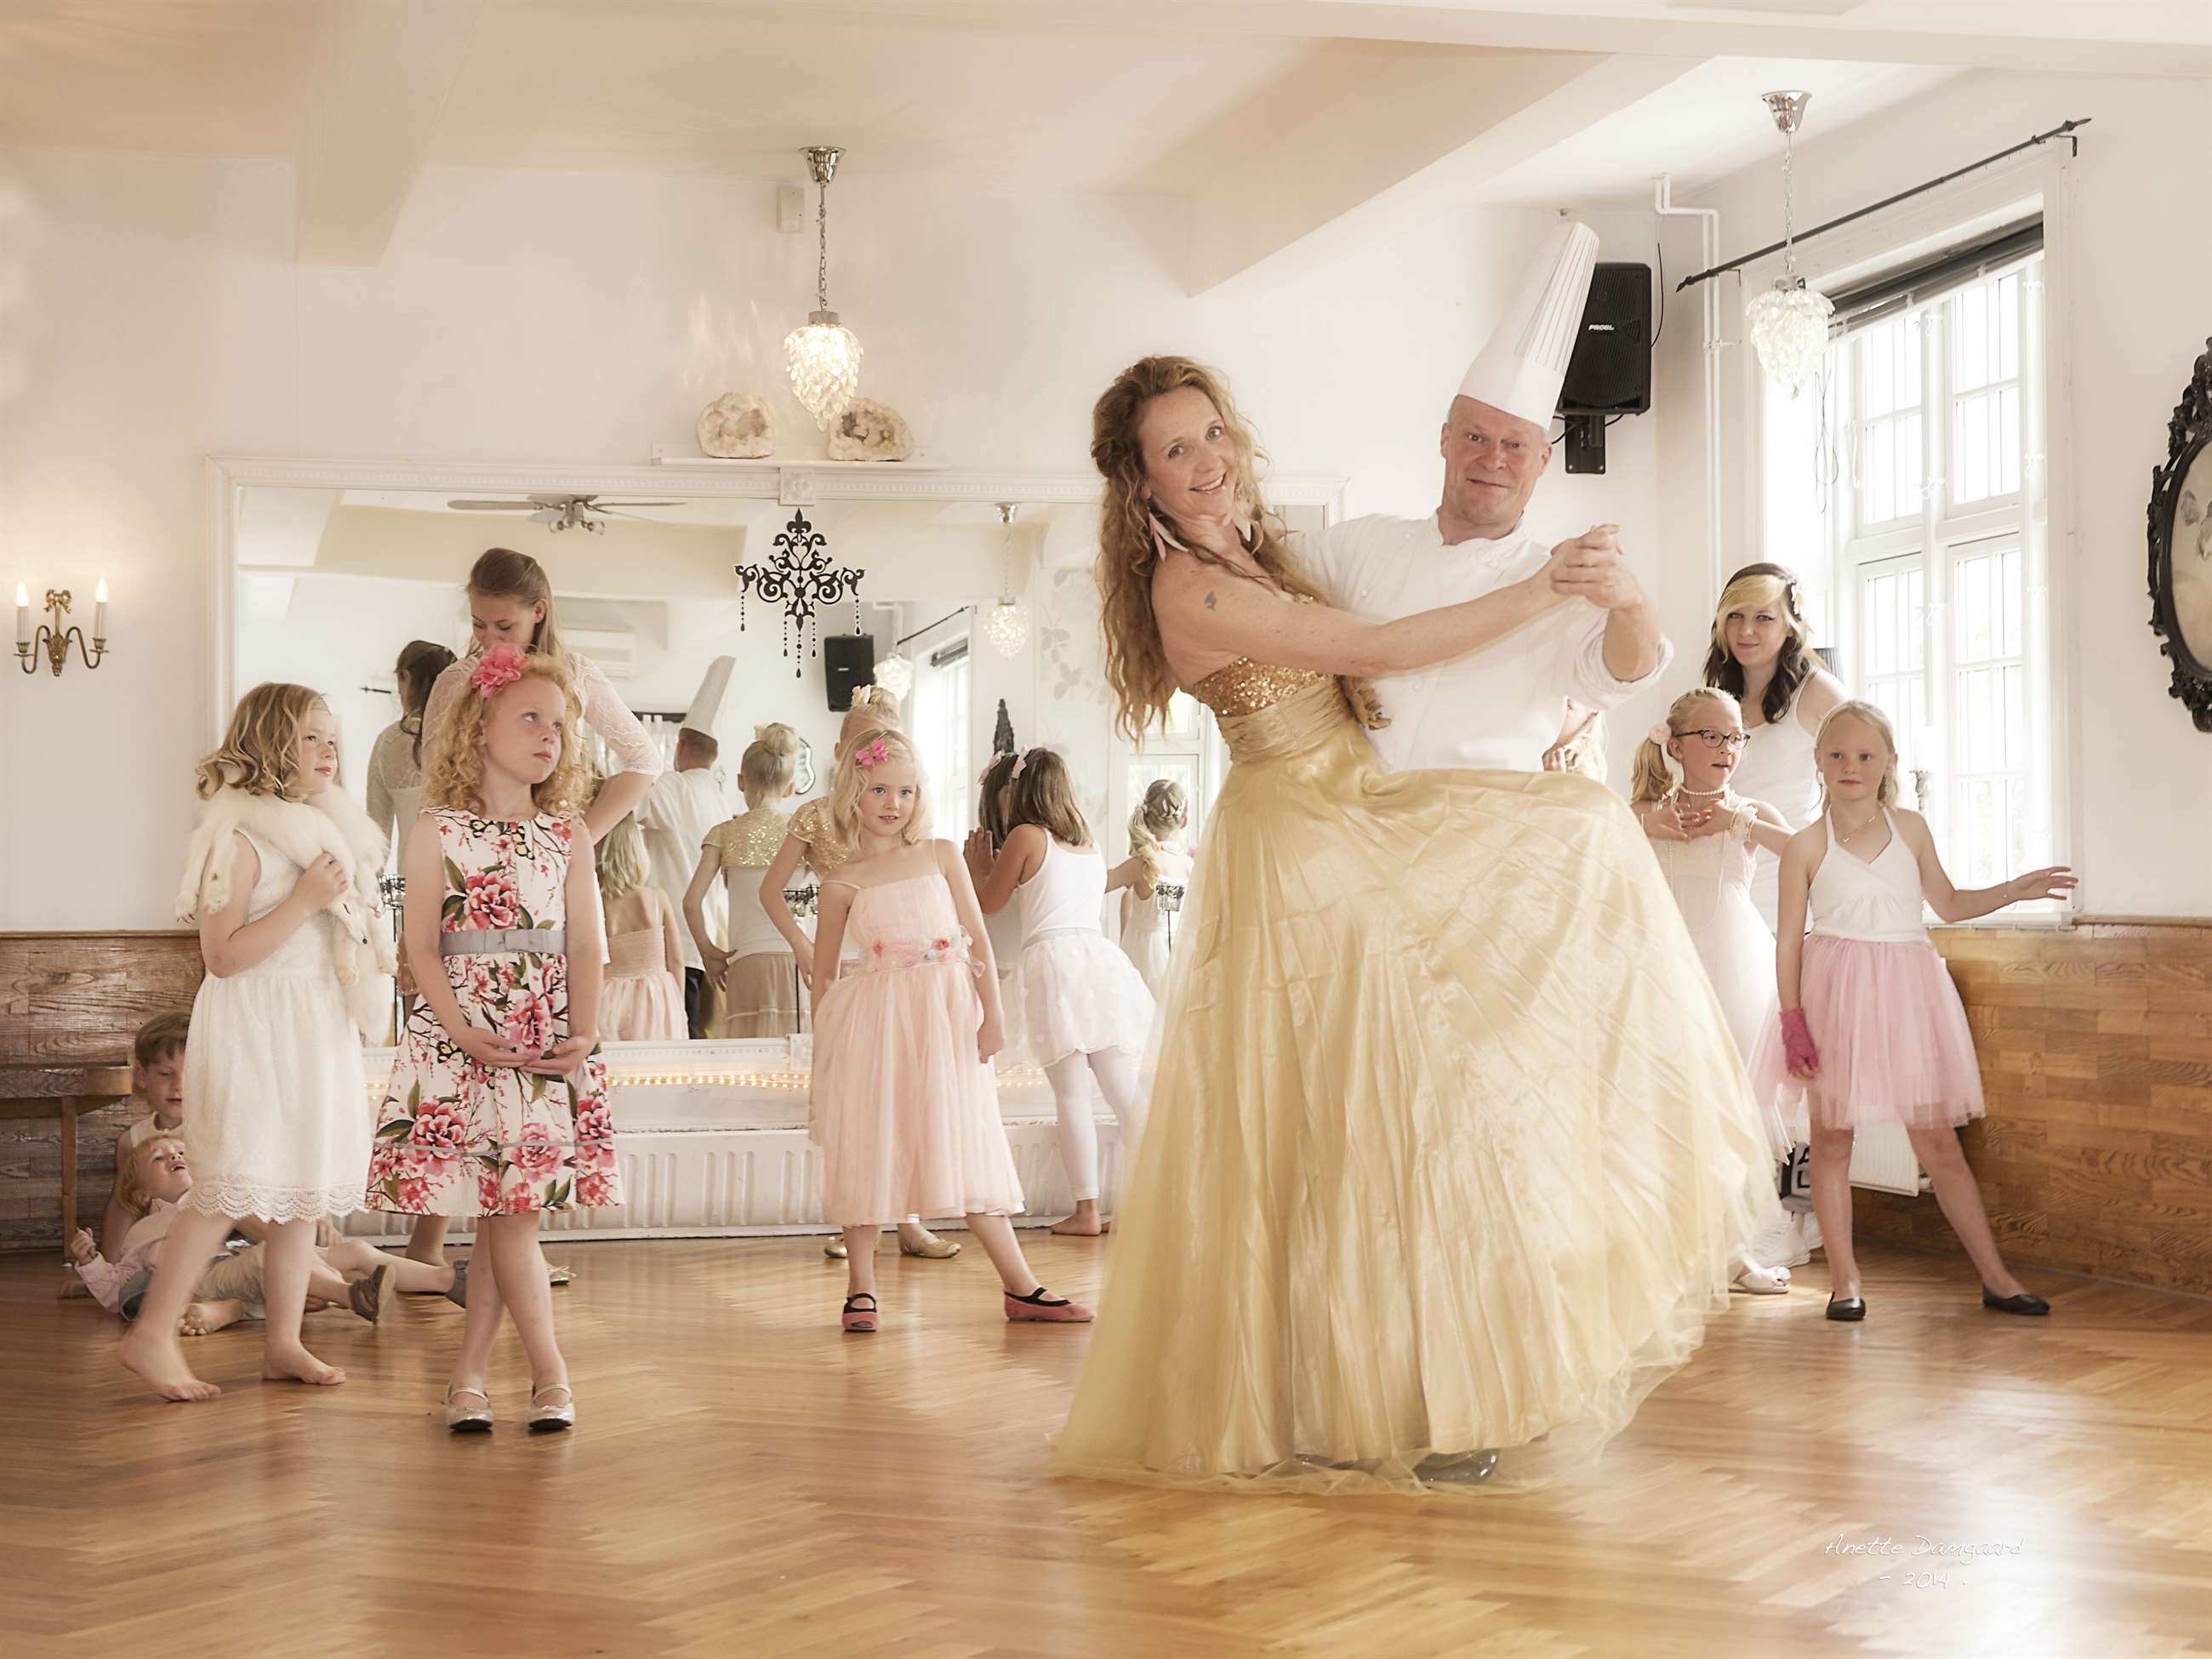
[367,645,615,1434]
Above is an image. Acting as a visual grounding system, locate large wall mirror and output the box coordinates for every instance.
[208,458,1343,1058]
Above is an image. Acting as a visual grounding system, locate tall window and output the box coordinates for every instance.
[908,624,972,840]
[1765,242,2055,898]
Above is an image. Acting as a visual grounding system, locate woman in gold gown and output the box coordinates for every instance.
[1048,356,1782,1496]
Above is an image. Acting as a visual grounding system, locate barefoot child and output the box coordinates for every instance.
[367,645,617,1433]
[810,729,1093,1333]
[1752,700,2076,1322]
[121,683,395,1403]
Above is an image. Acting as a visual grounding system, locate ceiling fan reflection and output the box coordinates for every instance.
[444,493,684,535]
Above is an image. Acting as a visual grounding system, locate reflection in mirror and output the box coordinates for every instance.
[226,484,1102,1043]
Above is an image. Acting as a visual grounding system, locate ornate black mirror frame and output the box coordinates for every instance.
[2147,334,2212,731]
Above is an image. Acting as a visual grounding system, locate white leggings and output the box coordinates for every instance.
[1046,1047,1148,1204]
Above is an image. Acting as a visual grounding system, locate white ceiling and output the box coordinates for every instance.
[0,1,2198,280]
[1474,56,1964,206]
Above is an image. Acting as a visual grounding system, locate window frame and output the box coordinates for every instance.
[1815,248,2062,913]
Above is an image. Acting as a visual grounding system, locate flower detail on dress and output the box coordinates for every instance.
[462,870,522,930]
[408,1103,471,1157]
[470,644,527,698]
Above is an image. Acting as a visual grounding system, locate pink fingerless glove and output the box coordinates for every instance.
[1780,1007,1820,1074]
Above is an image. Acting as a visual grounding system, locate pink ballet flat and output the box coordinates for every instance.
[841,1292,879,1333]
[1004,1286,1093,1324]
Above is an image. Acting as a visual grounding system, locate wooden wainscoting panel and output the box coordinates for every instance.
[0,932,205,1251]
[1859,920,2212,1297]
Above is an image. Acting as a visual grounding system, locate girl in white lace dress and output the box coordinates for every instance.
[121,683,394,1403]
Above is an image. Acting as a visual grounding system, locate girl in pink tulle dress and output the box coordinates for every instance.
[808,727,1093,1335]
[1752,701,2075,1324]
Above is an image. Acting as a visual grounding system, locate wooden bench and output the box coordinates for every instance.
[0,1063,135,1271]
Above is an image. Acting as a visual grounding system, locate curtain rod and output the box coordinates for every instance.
[1675,117,2088,293]
[896,605,972,650]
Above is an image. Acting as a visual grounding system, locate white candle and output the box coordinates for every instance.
[94,579,107,641]
[14,584,27,647]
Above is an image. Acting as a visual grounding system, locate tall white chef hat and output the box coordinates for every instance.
[1456,219,1599,428]
[681,655,737,737]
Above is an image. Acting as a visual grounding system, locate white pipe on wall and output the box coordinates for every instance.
[1654,176,1723,598]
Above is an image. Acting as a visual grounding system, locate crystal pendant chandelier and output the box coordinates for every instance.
[1743,91,1834,400]
[983,503,1028,657]
[872,652,914,699]
[784,145,864,430]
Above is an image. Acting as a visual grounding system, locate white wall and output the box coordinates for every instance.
[0,150,1668,928]
[1654,70,2212,918]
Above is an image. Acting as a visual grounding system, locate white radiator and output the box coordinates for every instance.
[1848,1120,1924,1196]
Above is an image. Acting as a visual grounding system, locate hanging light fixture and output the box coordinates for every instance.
[1744,91,1834,400]
[872,652,915,699]
[983,503,1028,657]
[784,145,864,429]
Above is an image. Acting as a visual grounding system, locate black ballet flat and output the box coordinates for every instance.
[1825,1295,1867,1322]
[1981,1288,2050,1316]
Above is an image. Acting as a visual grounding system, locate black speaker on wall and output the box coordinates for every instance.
[823,634,875,712]
[1559,261,1653,476]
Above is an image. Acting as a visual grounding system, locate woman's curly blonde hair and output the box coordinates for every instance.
[1090,356,1333,741]
[423,653,589,818]
[194,682,334,801]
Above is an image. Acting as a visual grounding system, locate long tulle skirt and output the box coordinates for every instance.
[811,961,1025,1226]
[1049,710,1779,1497]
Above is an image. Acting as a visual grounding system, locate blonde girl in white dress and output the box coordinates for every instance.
[1118,778,1193,999]
[1632,687,1800,1292]
[122,682,395,1402]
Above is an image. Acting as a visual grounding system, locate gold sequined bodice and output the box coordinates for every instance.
[709,807,790,869]
[1188,659,1379,766]
[790,798,852,876]
[1189,658,1335,718]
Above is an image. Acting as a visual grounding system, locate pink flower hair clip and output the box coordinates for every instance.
[470,645,527,699]
[854,737,890,769]
[1647,720,1673,748]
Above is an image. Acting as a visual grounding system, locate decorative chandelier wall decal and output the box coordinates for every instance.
[735,509,866,674]
[1744,90,1834,400]
[784,145,864,430]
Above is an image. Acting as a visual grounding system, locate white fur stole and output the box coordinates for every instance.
[175,786,397,1037]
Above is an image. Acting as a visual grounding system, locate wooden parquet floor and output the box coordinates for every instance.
[3,1235,2209,1659]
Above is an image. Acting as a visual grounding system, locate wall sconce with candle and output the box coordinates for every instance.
[15,581,111,676]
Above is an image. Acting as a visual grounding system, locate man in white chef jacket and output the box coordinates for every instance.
[638,657,734,1036]
[1297,223,1669,766]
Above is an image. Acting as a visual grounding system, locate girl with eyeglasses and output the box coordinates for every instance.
[1632,687,1798,1294]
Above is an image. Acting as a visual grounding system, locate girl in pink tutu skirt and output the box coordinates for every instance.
[810,727,1093,1334]
[367,645,617,1431]
[1753,700,2074,1322]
